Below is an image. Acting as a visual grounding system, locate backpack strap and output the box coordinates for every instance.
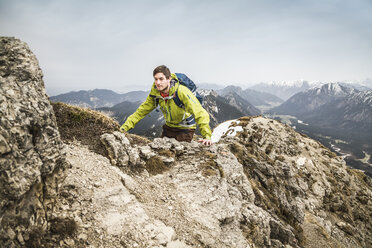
[173,89,184,108]
[149,94,158,105]
[173,73,202,106]
[150,94,160,112]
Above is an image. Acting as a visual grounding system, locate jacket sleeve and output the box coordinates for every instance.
[178,86,212,140]
[120,94,156,131]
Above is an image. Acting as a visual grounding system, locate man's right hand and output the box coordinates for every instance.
[198,139,213,146]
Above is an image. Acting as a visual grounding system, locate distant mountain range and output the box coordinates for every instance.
[338,82,371,91]
[221,92,261,116]
[249,79,372,101]
[50,89,148,108]
[50,80,372,109]
[267,83,372,132]
[217,85,283,111]
[269,83,356,116]
[350,78,372,90]
[198,83,225,90]
[50,85,281,110]
[249,80,318,101]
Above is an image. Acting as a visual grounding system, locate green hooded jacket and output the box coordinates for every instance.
[121,73,212,139]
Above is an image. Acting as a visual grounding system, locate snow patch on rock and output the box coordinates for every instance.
[211,119,243,143]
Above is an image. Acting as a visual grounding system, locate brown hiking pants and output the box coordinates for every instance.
[161,124,195,142]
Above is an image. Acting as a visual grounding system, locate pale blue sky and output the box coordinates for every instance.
[1,0,372,95]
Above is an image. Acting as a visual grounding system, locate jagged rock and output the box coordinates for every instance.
[100,131,132,167]
[269,219,296,245]
[226,116,372,247]
[0,37,68,247]
[140,145,156,159]
[150,137,174,150]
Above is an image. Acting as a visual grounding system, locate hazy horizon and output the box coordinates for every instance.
[1,0,372,95]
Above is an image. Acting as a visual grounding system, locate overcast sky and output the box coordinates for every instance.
[1,0,372,95]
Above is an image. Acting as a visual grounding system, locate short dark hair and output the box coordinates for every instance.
[153,65,171,79]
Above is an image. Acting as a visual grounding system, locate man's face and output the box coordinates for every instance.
[154,72,171,92]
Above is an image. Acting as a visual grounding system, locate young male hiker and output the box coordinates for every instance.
[120,65,213,146]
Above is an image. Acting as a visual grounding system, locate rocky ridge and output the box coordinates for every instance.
[83,117,370,248]
[1,37,372,248]
[47,115,372,248]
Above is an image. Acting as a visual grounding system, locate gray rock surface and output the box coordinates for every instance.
[97,116,372,247]
[0,37,68,247]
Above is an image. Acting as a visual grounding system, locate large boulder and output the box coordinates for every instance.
[0,37,68,247]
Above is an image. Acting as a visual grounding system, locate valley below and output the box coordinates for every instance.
[267,114,372,177]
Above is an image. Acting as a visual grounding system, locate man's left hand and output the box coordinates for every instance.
[199,139,213,146]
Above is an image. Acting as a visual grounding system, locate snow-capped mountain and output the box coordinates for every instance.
[262,80,318,87]
[362,78,372,89]
[304,89,372,130]
[352,90,372,105]
[269,83,357,116]
[249,80,319,101]
[197,89,218,97]
[339,79,372,91]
